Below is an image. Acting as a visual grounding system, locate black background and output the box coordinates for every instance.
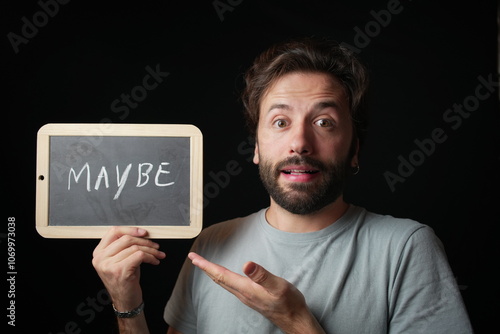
[3,1,499,333]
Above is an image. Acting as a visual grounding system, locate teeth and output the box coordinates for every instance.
[283,170,317,174]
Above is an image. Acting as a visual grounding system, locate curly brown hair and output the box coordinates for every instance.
[241,37,369,147]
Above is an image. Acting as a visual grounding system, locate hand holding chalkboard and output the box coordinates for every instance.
[92,226,166,322]
[36,123,203,239]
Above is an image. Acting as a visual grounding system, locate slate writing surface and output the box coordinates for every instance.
[48,136,190,226]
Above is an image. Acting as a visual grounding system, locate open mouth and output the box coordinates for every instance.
[276,158,324,182]
[281,169,319,175]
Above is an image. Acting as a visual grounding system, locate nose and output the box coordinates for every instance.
[289,122,313,155]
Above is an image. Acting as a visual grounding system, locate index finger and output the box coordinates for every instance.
[188,252,259,298]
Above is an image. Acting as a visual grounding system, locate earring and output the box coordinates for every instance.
[352,165,360,175]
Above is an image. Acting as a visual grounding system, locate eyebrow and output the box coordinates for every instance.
[267,100,341,113]
[268,103,291,113]
[315,100,340,110]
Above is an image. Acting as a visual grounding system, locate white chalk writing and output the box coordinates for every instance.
[68,162,175,199]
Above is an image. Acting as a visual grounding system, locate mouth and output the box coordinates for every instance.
[279,165,321,182]
[281,169,319,175]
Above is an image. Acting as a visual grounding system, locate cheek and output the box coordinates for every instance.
[331,123,355,158]
[321,136,353,162]
[257,141,287,165]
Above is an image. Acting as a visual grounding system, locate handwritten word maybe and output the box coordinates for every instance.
[68,162,175,200]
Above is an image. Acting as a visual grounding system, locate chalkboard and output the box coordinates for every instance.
[36,124,203,238]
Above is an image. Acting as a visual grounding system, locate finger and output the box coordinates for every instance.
[114,243,166,265]
[117,245,165,267]
[94,245,165,280]
[94,226,148,253]
[243,261,282,292]
[102,234,163,259]
[188,252,249,295]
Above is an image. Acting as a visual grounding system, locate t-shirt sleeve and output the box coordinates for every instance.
[388,226,473,334]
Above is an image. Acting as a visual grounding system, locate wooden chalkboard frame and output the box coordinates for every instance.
[36,123,203,239]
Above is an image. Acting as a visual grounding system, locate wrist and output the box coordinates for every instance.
[107,288,143,313]
[301,312,326,334]
[279,306,325,334]
[113,301,145,318]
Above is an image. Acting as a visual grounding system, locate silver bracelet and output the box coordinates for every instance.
[112,302,144,318]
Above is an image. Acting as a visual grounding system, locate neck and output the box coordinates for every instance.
[265,197,350,233]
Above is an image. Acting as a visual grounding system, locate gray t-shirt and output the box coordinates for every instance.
[164,205,472,333]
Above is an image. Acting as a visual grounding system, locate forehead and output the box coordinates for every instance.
[260,72,348,107]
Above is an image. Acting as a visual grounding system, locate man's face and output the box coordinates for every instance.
[253,72,358,215]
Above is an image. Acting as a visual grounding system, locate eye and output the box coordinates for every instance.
[315,118,334,128]
[273,119,288,128]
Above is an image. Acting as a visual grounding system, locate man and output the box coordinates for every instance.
[92,37,473,333]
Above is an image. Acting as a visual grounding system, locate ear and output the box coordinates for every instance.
[253,141,260,165]
[350,138,360,167]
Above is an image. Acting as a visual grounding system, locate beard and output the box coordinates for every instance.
[258,155,350,215]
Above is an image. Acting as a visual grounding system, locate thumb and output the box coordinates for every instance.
[133,227,148,237]
[243,262,280,290]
